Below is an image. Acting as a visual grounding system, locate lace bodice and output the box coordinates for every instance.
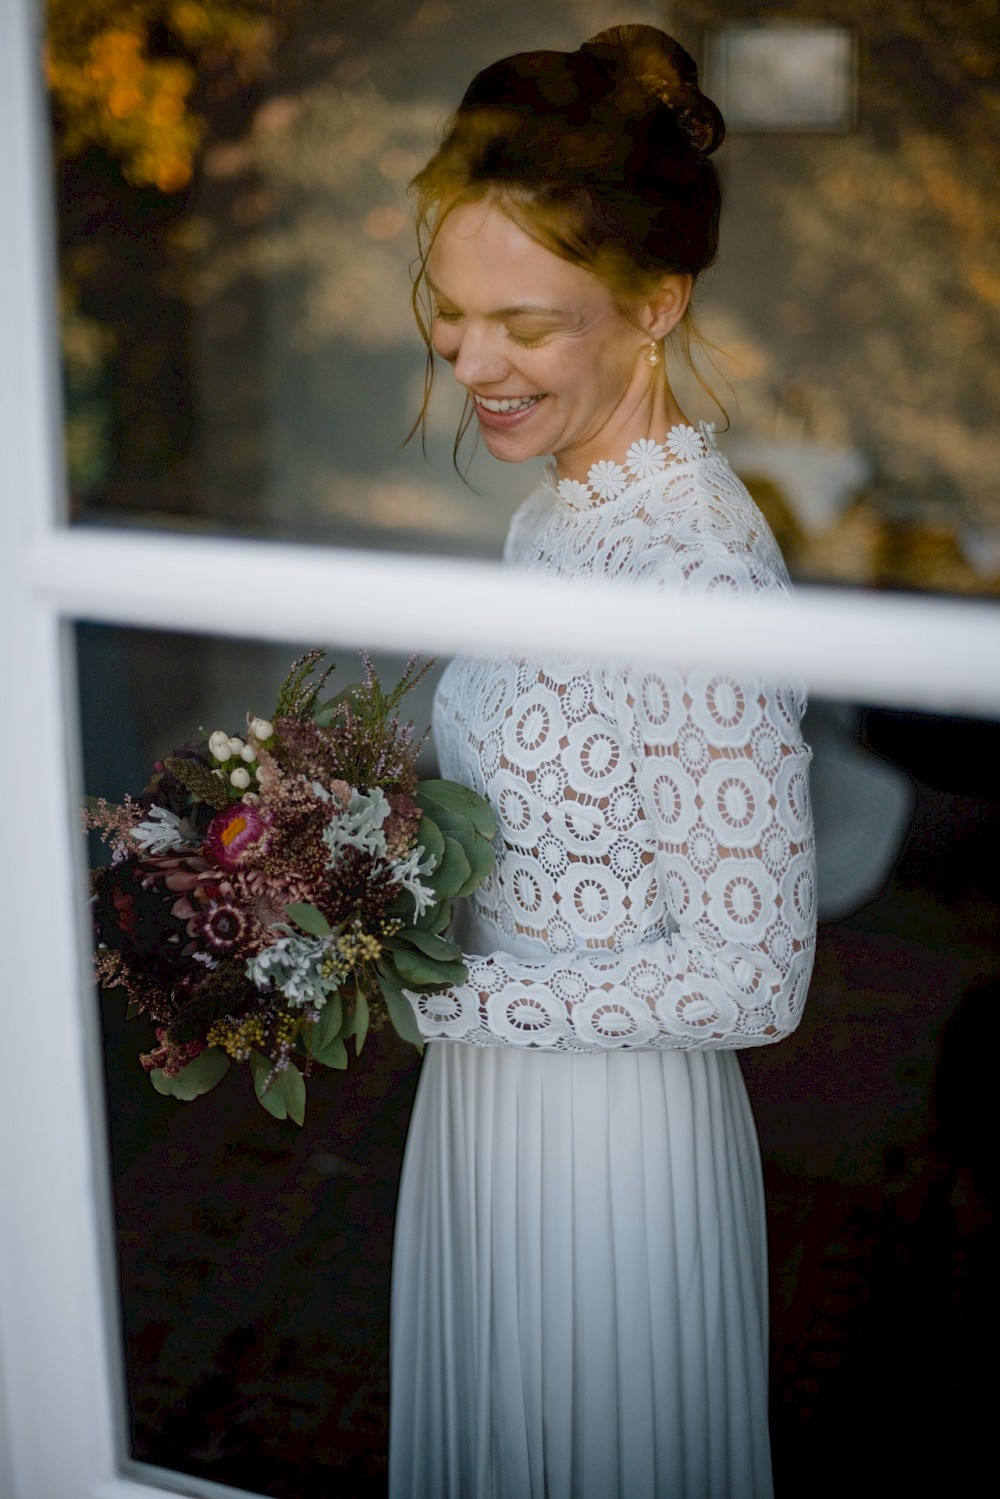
[408,421,816,1051]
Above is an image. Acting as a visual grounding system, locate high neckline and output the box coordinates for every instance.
[544,420,719,512]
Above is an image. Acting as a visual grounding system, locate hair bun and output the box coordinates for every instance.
[583,23,725,157]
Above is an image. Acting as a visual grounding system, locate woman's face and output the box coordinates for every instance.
[425,199,663,476]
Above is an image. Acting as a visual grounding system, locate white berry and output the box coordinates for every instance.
[229,767,251,789]
[208,730,231,761]
[250,717,274,740]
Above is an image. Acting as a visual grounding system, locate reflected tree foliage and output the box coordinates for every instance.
[676,0,1000,593]
[46,0,275,191]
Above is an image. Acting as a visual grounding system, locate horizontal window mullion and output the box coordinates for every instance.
[26,527,1000,716]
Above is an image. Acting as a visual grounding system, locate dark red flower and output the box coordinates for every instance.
[205,803,272,871]
[192,897,250,953]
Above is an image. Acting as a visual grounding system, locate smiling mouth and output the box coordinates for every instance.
[474,394,545,414]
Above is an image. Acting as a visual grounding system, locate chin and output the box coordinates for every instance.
[479,425,556,466]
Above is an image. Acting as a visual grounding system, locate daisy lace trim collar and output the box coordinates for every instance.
[545,420,718,512]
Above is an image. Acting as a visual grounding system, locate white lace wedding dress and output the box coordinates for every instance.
[389,421,816,1499]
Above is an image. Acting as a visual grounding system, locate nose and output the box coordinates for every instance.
[450,324,510,391]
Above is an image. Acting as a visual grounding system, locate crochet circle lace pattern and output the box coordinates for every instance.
[407,420,817,1052]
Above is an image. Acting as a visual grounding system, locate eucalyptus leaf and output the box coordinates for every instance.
[415,898,451,934]
[376,970,424,1051]
[251,1052,306,1125]
[422,807,475,838]
[415,813,445,869]
[390,947,468,989]
[150,1047,229,1102]
[453,834,496,897]
[354,988,370,1057]
[312,1036,349,1070]
[314,993,343,1050]
[399,929,463,963]
[417,779,497,839]
[427,837,472,899]
[286,902,331,938]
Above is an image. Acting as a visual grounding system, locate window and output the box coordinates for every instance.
[2,4,998,1495]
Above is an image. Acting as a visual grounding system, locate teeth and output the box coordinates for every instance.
[475,394,543,414]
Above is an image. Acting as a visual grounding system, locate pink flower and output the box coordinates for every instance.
[205,803,272,871]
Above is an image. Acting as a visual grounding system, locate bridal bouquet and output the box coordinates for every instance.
[87,652,494,1125]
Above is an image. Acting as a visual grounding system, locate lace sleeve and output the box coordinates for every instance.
[406,556,817,1052]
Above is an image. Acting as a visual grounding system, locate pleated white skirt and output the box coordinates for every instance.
[389,1041,773,1499]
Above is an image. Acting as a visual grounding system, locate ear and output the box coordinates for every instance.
[642,274,693,340]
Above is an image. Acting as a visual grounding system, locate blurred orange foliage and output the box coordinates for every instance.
[45,1,275,192]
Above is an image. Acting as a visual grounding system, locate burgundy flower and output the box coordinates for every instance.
[139,1027,205,1077]
[384,791,422,859]
[191,896,250,954]
[205,803,272,871]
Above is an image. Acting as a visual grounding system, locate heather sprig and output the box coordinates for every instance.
[83,793,144,845]
[313,652,433,792]
[274,649,336,721]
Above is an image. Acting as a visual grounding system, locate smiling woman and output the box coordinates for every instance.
[409,24,726,479]
[425,201,692,476]
[388,22,815,1499]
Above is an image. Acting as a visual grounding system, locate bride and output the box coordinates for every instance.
[389,24,816,1499]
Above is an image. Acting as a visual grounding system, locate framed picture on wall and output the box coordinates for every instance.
[704,21,857,133]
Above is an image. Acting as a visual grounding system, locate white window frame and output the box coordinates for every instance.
[1,3,998,1496]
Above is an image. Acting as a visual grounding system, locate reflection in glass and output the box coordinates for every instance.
[48,4,1000,592]
[77,621,997,1493]
[704,23,856,132]
[79,623,437,1494]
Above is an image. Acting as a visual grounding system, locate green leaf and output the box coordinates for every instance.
[427,837,472,900]
[316,683,358,717]
[422,806,475,838]
[415,813,445,869]
[354,988,370,1057]
[390,947,468,989]
[150,1047,230,1102]
[398,929,463,963]
[452,834,495,898]
[250,1052,306,1125]
[312,1036,349,1070]
[376,969,424,1051]
[417,779,497,839]
[286,902,331,938]
[313,992,343,1050]
[415,898,451,934]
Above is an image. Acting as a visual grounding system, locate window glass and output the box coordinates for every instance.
[50,2,1000,596]
[77,621,997,1492]
[79,622,439,1492]
[55,1,658,555]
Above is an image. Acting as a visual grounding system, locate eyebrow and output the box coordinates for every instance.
[427,279,565,320]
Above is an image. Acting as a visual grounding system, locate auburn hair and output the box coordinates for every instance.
[408,25,731,459]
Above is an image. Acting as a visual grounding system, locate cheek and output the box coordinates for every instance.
[431,325,460,363]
